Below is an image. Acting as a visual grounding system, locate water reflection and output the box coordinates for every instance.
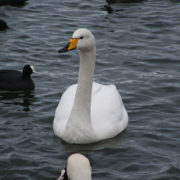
[54,130,128,152]
[103,5,114,14]
[104,0,146,14]
[0,90,35,112]
[106,0,145,4]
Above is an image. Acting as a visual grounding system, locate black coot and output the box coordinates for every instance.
[0,19,9,31]
[0,65,36,91]
[0,0,28,7]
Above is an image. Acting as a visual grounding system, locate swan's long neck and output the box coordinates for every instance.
[75,48,95,113]
[71,47,95,121]
[65,47,96,142]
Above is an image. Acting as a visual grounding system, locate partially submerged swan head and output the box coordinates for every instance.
[58,28,95,53]
[58,153,92,180]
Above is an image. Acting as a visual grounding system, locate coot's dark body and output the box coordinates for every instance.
[0,0,28,7]
[0,65,35,91]
[0,19,9,31]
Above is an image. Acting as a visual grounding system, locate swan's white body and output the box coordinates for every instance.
[53,28,128,144]
[58,153,92,180]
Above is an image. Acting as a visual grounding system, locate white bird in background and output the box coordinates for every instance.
[58,153,92,180]
[53,28,128,144]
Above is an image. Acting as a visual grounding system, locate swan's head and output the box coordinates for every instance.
[57,153,92,180]
[58,28,95,53]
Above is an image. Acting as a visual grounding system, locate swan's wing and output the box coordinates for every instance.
[91,82,128,139]
[53,84,77,136]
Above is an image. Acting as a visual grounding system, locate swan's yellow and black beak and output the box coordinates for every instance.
[57,168,68,180]
[58,38,79,53]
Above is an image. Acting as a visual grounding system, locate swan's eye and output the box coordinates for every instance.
[80,36,83,39]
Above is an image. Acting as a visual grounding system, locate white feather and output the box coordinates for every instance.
[53,28,128,144]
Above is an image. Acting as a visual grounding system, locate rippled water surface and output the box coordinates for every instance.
[0,0,180,179]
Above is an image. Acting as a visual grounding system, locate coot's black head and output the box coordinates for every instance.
[22,65,36,79]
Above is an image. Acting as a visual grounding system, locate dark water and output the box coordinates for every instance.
[0,0,180,179]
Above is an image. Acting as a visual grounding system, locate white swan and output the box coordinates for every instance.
[58,153,92,180]
[53,28,128,144]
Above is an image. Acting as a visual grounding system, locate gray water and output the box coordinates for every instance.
[0,0,180,179]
